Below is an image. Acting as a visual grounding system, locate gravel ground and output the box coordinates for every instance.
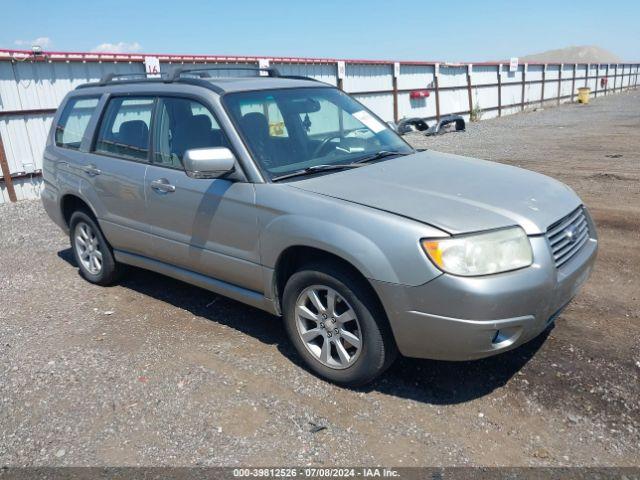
[1,91,639,467]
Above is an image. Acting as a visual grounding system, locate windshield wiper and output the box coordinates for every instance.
[270,151,413,182]
[351,150,412,164]
[271,163,364,182]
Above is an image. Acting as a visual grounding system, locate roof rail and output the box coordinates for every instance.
[279,75,321,82]
[167,66,281,81]
[78,68,321,91]
[98,72,165,86]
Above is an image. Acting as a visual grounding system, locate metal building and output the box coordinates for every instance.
[1,48,638,203]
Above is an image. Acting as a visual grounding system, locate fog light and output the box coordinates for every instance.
[492,330,507,344]
[490,326,522,348]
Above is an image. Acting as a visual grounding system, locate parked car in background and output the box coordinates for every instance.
[41,67,598,385]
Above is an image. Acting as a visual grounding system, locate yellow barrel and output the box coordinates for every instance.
[577,87,591,104]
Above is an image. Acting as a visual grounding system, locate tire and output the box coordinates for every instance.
[69,210,122,286]
[282,262,397,386]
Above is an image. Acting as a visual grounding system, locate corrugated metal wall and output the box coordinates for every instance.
[0,59,145,202]
[1,49,639,203]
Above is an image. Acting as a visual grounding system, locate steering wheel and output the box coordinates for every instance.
[311,134,342,159]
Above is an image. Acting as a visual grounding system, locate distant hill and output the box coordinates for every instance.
[517,45,622,64]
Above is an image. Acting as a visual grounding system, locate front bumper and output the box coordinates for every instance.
[373,230,598,361]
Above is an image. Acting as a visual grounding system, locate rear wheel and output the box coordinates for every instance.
[69,210,121,285]
[282,262,397,386]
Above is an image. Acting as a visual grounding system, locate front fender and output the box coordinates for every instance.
[255,184,447,287]
[261,214,402,284]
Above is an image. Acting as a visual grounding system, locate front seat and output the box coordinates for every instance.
[171,114,215,160]
[117,120,149,160]
[240,112,275,168]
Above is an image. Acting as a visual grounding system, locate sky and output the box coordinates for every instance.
[2,0,639,62]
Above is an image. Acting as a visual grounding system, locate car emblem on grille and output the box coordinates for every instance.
[565,225,578,243]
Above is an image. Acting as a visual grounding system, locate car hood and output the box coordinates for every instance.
[288,151,581,235]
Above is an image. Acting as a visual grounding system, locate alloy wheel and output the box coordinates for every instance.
[74,221,103,275]
[294,285,362,369]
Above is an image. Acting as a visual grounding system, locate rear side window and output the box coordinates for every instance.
[94,97,154,161]
[55,97,100,149]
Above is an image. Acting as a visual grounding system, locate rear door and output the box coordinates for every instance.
[144,96,262,291]
[80,96,154,255]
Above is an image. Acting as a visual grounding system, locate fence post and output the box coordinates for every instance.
[626,64,630,90]
[557,64,562,105]
[434,63,441,122]
[614,64,618,91]
[627,63,633,90]
[0,134,17,203]
[466,64,473,117]
[392,62,399,123]
[619,64,622,91]
[605,64,609,95]
[629,64,632,89]
[497,64,502,117]
[541,64,546,107]
[618,64,622,91]
[594,64,599,98]
[521,63,527,111]
[583,64,589,97]
[571,63,577,101]
[336,61,345,91]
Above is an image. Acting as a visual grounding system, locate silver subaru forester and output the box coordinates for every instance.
[42,67,597,385]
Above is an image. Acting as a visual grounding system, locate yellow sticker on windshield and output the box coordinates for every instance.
[353,110,386,134]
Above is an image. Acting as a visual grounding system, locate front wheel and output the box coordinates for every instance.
[282,263,397,386]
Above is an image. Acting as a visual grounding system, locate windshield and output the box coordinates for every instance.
[223,87,413,179]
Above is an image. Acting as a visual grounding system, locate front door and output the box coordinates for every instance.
[144,96,262,292]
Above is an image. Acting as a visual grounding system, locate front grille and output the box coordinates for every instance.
[546,206,590,268]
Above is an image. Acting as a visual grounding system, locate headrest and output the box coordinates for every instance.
[241,112,269,135]
[118,120,149,141]
[192,114,212,132]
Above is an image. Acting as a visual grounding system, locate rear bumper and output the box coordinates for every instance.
[373,228,598,360]
[41,180,68,233]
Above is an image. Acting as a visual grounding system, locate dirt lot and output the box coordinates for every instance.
[1,91,639,467]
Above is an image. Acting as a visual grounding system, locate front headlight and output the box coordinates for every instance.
[421,227,533,276]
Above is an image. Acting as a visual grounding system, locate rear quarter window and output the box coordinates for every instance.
[55,97,100,149]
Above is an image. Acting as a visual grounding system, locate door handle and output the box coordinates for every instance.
[80,164,101,176]
[150,178,176,193]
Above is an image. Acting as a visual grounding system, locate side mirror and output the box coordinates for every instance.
[183,147,236,179]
